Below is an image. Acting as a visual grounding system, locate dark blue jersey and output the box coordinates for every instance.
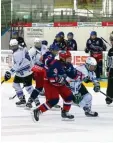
[86,37,105,53]
[46,60,77,86]
[53,39,67,50]
[67,39,77,51]
[42,51,55,69]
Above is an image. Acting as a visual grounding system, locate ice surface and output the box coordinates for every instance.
[1,83,113,143]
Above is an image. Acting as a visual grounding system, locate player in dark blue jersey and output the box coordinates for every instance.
[53,32,67,51]
[67,32,77,51]
[43,44,59,70]
[32,51,80,121]
[26,44,59,108]
[85,31,106,78]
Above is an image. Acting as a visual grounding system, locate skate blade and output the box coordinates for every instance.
[107,104,113,107]
[85,115,99,117]
[24,106,32,110]
[16,104,26,107]
[51,108,61,111]
[62,118,75,121]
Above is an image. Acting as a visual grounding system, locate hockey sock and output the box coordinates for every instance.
[63,95,73,111]
[31,88,43,100]
[38,99,59,113]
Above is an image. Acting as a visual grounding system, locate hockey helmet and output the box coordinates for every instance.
[34,38,42,48]
[67,32,74,39]
[49,44,59,51]
[85,57,97,71]
[42,40,48,46]
[90,31,97,36]
[58,31,64,38]
[59,50,72,63]
[9,39,18,52]
[67,32,74,37]
[55,33,61,41]
[49,44,59,55]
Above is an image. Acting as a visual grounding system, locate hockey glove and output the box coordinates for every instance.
[57,75,66,85]
[93,82,100,92]
[85,48,89,53]
[83,76,91,83]
[4,71,11,81]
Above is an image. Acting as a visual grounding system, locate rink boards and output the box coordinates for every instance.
[1,77,107,88]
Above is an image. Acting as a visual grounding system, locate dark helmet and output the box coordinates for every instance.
[42,40,48,46]
[67,32,74,37]
[49,44,59,51]
[90,31,97,36]
[55,33,61,38]
[58,31,64,37]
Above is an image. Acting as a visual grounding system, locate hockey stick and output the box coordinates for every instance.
[101,37,111,47]
[9,85,25,100]
[100,90,113,101]
[9,95,16,100]
[1,80,5,84]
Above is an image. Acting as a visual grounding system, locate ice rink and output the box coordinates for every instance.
[1,83,113,143]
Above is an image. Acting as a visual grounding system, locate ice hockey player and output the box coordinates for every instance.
[11,31,26,48]
[67,57,99,117]
[4,39,34,106]
[32,51,76,121]
[53,32,67,50]
[105,32,113,105]
[26,38,48,108]
[67,32,77,51]
[85,31,106,78]
[26,44,59,109]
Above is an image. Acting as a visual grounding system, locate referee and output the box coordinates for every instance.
[106,32,113,105]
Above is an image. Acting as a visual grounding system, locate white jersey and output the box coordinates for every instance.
[67,64,98,94]
[29,45,48,66]
[10,47,33,77]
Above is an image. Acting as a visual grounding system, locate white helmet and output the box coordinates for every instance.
[9,39,18,46]
[34,38,42,48]
[9,39,18,52]
[34,38,42,43]
[85,57,97,71]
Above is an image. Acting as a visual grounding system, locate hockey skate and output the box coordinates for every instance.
[83,107,98,117]
[16,96,26,107]
[25,97,33,110]
[61,110,74,121]
[32,108,41,122]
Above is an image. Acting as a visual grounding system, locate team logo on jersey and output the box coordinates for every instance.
[54,68,58,74]
[96,41,99,45]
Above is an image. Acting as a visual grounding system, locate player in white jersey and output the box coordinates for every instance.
[26,38,48,108]
[29,38,48,66]
[67,57,100,117]
[4,39,34,106]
